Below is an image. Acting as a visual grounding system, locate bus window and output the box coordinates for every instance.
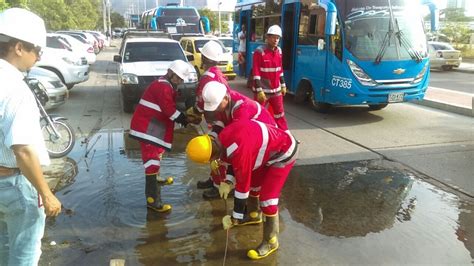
[330,19,342,61]
[298,3,326,45]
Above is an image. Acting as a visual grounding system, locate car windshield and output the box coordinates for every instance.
[338,0,428,61]
[219,39,233,49]
[123,42,186,62]
[430,43,454,51]
[194,40,226,53]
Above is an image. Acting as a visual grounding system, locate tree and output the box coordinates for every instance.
[441,22,471,44]
[67,0,101,30]
[111,11,125,28]
[0,0,10,11]
[29,0,74,30]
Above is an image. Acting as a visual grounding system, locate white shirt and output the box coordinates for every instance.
[0,59,50,167]
[238,31,246,52]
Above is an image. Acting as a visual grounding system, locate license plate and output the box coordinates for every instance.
[388,92,404,103]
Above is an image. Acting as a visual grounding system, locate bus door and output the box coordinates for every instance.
[239,9,252,77]
[292,4,328,101]
[281,2,299,90]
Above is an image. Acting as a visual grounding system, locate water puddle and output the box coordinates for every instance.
[39,129,474,265]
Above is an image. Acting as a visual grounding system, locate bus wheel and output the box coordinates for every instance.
[310,92,331,113]
[294,84,311,104]
[368,104,388,110]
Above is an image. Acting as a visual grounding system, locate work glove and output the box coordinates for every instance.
[256,90,266,103]
[280,83,287,96]
[185,107,203,125]
[210,159,221,175]
[219,181,233,200]
[222,215,235,230]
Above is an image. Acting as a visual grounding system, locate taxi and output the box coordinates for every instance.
[180,36,236,80]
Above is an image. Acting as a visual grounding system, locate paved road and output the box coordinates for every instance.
[430,70,474,94]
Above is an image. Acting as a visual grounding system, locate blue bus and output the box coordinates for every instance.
[235,0,439,111]
[140,5,210,38]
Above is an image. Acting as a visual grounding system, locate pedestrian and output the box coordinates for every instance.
[238,24,246,76]
[186,118,298,260]
[129,60,192,213]
[185,40,242,199]
[251,25,289,131]
[0,8,62,265]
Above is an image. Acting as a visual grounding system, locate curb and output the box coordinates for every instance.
[416,99,473,117]
[453,68,474,74]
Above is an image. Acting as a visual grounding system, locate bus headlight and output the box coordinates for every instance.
[121,73,139,84]
[347,59,377,87]
[413,64,427,84]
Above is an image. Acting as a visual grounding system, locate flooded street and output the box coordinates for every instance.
[39,129,474,265]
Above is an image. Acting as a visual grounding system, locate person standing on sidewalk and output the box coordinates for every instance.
[129,60,191,213]
[238,24,247,76]
[251,25,289,131]
[0,8,62,265]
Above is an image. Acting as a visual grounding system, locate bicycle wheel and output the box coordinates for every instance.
[42,120,75,158]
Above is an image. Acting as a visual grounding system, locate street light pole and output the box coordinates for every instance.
[218,1,222,36]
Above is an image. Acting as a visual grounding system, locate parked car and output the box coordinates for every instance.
[48,33,96,64]
[180,36,236,80]
[35,46,89,89]
[428,41,462,71]
[113,36,198,113]
[57,31,100,54]
[217,36,233,52]
[27,67,68,110]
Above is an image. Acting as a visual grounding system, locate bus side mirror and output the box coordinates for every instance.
[113,55,122,63]
[201,17,210,33]
[325,2,337,36]
[318,39,325,50]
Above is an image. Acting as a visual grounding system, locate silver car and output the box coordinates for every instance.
[428,41,462,71]
[28,67,68,110]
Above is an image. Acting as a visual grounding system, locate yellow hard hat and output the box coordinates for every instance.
[186,134,212,164]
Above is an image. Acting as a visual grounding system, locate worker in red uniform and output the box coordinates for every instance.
[186,118,298,260]
[129,60,192,213]
[252,25,289,131]
[199,81,277,221]
[186,40,242,199]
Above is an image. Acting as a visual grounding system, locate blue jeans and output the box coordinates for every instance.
[0,174,45,266]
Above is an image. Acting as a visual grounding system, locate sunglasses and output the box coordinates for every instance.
[32,45,43,57]
[22,41,43,57]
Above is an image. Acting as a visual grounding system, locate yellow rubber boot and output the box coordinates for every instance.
[146,175,172,213]
[156,175,173,185]
[247,214,279,260]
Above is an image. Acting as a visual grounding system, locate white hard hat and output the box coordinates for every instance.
[199,40,223,62]
[202,81,227,111]
[0,8,46,48]
[169,60,191,81]
[267,25,282,37]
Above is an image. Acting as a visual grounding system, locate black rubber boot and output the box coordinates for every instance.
[145,175,171,213]
[197,178,213,189]
[238,196,262,226]
[247,214,279,260]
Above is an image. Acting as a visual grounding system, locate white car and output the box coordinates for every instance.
[48,33,96,64]
[28,67,68,110]
[114,36,198,113]
[35,46,89,89]
[428,41,462,71]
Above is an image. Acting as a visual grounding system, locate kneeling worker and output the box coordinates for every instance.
[129,60,192,212]
[186,119,298,259]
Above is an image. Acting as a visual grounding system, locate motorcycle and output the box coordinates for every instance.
[27,78,75,158]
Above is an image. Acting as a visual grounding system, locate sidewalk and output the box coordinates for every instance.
[419,86,473,117]
[454,58,474,74]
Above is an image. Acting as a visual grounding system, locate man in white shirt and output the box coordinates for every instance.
[0,8,61,265]
[238,24,247,76]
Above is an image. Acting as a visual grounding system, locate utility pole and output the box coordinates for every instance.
[103,0,107,33]
[218,1,222,36]
[107,0,111,36]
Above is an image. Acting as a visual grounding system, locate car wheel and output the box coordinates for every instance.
[441,65,453,71]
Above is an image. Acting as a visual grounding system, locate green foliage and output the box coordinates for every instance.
[443,8,473,22]
[198,8,228,34]
[111,11,126,28]
[68,0,100,30]
[0,0,10,11]
[441,22,471,44]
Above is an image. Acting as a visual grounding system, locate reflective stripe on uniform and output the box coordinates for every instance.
[144,159,160,168]
[234,190,249,199]
[139,99,162,112]
[233,210,244,219]
[203,71,216,78]
[250,186,261,192]
[226,142,238,157]
[170,110,180,120]
[259,67,281,72]
[260,198,279,207]
[253,121,269,170]
[274,112,285,119]
[129,129,172,149]
[266,131,296,165]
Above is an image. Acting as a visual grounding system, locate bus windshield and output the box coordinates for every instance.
[337,0,428,61]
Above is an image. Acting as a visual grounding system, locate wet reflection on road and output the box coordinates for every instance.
[40,129,473,265]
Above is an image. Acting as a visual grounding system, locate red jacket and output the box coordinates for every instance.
[218,119,297,198]
[252,45,284,93]
[129,78,184,151]
[195,66,230,113]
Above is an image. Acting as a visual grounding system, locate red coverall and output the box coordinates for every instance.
[129,78,186,175]
[218,119,297,217]
[252,45,288,131]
